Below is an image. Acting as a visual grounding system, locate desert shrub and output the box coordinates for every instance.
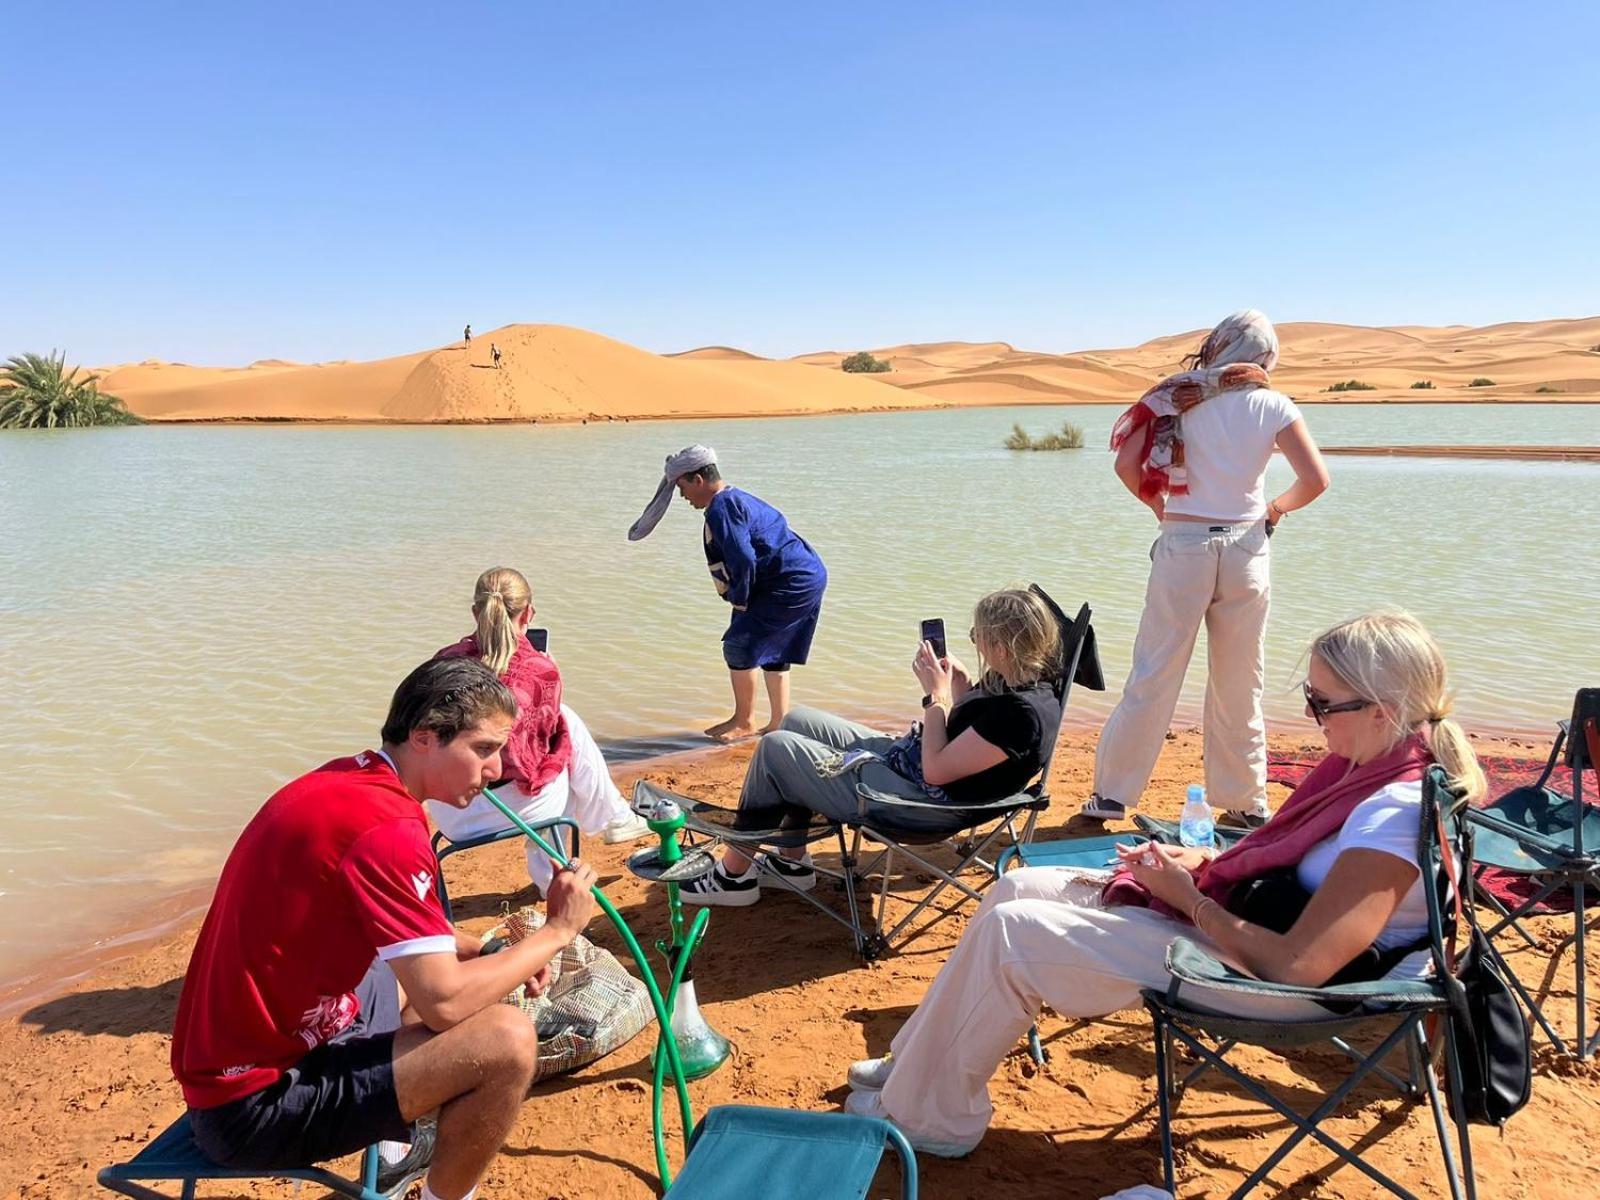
[0,351,140,429]
[1324,379,1377,392]
[1410,380,1435,389]
[1468,377,1495,387]
[841,351,891,374]
[1535,386,1563,394]
[1005,421,1084,451]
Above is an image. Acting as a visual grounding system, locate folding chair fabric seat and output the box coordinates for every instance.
[98,1112,395,1199]
[662,1105,916,1200]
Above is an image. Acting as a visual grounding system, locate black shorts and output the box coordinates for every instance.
[189,959,412,1169]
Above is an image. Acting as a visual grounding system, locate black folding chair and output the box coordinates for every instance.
[1142,766,1480,1200]
[1466,687,1600,1057]
[672,585,1102,960]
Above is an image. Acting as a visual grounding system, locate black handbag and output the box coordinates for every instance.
[1442,921,1532,1125]
[1431,809,1533,1126]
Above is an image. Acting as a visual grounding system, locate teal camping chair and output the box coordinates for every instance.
[97,1119,417,1200]
[664,1105,916,1199]
[1467,687,1600,1057]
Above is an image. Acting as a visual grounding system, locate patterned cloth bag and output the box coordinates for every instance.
[488,906,654,1080]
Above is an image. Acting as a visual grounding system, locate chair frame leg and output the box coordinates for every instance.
[1153,1010,1436,1200]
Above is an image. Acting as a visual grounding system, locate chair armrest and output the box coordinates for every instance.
[853,782,1038,822]
[1163,937,1445,1009]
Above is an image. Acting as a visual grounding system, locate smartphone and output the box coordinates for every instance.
[919,618,947,660]
[526,627,550,653]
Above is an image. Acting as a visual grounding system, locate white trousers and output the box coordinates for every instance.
[426,704,629,892]
[877,866,1327,1148]
[1094,519,1272,813]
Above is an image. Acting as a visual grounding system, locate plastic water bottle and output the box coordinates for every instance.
[1179,784,1215,849]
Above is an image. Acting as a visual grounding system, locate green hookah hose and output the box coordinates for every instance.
[480,787,696,1188]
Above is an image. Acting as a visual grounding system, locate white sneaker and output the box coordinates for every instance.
[842,1089,979,1158]
[679,861,761,907]
[601,812,652,844]
[847,1054,893,1091]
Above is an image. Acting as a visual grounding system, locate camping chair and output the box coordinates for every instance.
[1141,765,1478,1200]
[676,586,1102,960]
[431,816,580,921]
[97,1115,420,1199]
[1467,686,1600,1057]
[663,1105,916,1199]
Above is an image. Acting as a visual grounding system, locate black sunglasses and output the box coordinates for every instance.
[1302,681,1373,725]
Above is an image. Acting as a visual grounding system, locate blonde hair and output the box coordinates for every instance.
[472,567,533,677]
[1311,610,1486,803]
[972,588,1063,692]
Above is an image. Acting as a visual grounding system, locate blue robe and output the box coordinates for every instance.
[703,487,828,669]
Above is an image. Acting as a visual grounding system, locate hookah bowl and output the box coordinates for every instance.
[627,792,730,1080]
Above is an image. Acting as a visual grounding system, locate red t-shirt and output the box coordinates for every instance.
[171,751,455,1109]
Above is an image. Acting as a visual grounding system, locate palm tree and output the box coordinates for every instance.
[0,351,141,428]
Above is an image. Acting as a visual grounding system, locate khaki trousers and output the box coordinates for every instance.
[877,866,1328,1147]
[1093,519,1272,813]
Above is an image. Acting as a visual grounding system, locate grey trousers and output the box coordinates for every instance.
[736,707,955,837]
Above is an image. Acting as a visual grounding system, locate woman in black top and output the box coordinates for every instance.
[681,588,1064,907]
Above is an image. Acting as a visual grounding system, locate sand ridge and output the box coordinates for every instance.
[95,316,1600,423]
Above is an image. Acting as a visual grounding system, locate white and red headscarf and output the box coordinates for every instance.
[1109,309,1279,501]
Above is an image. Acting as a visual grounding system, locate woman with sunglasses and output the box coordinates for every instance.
[841,611,1484,1157]
[679,588,1063,907]
[425,568,649,895]
[1083,310,1330,829]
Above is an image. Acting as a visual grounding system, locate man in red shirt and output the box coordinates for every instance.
[172,656,598,1200]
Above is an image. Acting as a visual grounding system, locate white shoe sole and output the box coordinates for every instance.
[679,882,761,907]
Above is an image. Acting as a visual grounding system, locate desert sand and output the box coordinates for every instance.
[4,729,1595,1200]
[96,317,1600,423]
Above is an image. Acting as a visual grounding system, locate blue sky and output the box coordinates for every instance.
[7,2,1598,364]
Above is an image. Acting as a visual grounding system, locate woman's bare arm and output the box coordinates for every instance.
[1269,418,1330,520]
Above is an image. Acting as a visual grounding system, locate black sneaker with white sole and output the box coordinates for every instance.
[679,861,761,907]
[755,851,817,892]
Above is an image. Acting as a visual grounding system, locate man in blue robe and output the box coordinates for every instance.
[628,445,828,741]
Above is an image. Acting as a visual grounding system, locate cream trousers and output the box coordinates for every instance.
[877,866,1327,1148]
[1094,519,1272,813]
[426,704,629,892]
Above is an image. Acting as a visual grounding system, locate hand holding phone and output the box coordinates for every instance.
[919,618,947,660]
[526,627,550,653]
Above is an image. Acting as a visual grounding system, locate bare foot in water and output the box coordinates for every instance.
[760,719,784,735]
[704,718,761,743]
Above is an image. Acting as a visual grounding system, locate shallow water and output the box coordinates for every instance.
[1,402,1596,987]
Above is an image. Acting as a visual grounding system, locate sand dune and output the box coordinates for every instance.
[98,317,1600,423]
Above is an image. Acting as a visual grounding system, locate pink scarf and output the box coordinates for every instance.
[1101,735,1434,921]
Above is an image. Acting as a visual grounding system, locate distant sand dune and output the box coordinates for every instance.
[96,316,1600,423]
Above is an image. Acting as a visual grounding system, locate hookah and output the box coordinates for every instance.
[480,779,729,1190]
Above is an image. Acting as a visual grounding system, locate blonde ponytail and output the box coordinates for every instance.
[1312,610,1485,803]
[471,567,533,677]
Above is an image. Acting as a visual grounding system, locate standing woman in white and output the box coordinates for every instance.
[1083,311,1330,827]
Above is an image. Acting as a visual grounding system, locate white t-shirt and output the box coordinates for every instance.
[1163,386,1303,522]
[1296,780,1429,952]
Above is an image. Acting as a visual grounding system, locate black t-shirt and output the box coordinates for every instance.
[940,682,1058,805]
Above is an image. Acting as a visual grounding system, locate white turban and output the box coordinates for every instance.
[627,444,718,541]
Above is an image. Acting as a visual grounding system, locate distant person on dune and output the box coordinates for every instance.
[629,445,829,742]
[463,324,472,348]
[428,567,649,895]
[491,343,502,370]
[1083,309,1330,829]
